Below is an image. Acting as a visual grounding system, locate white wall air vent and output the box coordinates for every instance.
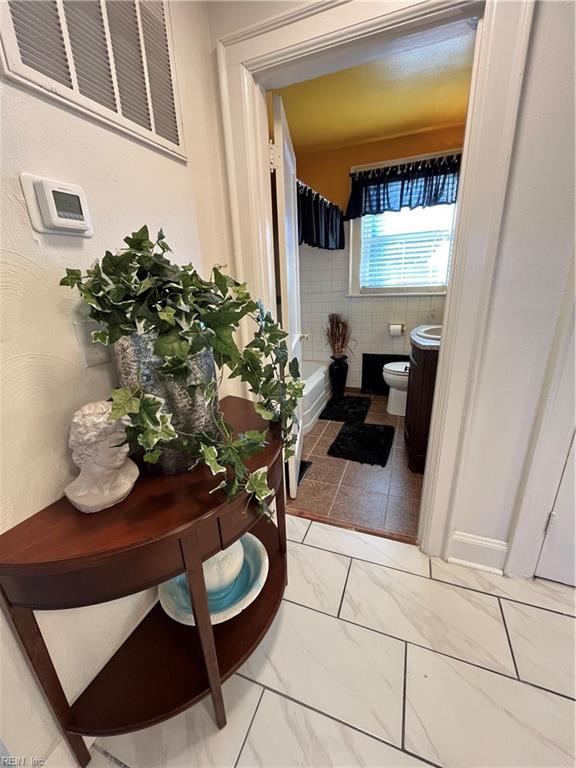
[8,1,72,88]
[140,1,179,145]
[106,0,151,130]
[63,1,117,112]
[0,0,185,160]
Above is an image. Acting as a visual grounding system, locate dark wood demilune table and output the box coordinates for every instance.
[0,396,287,767]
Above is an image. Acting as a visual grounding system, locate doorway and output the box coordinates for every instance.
[218,0,535,560]
[269,29,473,542]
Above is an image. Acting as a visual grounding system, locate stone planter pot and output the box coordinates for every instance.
[113,333,219,475]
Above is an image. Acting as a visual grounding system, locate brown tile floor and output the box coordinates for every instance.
[287,394,423,543]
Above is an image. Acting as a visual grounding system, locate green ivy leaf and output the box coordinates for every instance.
[157,413,178,442]
[200,444,226,475]
[157,306,177,326]
[210,326,240,364]
[157,356,189,380]
[109,387,140,421]
[137,393,164,429]
[245,468,273,502]
[143,448,162,463]
[254,402,275,421]
[91,329,110,346]
[212,266,228,297]
[59,268,82,287]
[154,329,190,358]
[289,357,300,379]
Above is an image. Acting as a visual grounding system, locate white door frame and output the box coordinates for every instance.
[217,0,535,558]
[505,261,575,578]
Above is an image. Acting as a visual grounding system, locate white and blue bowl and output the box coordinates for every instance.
[159,533,269,626]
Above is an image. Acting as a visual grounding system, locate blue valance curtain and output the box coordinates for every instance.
[345,153,461,220]
[297,181,345,250]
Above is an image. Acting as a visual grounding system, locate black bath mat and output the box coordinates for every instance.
[327,422,395,467]
[319,396,371,423]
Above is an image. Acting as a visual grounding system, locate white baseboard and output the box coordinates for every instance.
[447,531,509,573]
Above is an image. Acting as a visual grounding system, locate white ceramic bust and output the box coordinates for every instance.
[65,400,139,513]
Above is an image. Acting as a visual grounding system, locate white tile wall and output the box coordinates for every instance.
[299,225,445,388]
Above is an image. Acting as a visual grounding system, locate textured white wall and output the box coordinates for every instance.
[447,0,574,548]
[299,226,445,388]
[207,0,305,42]
[0,1,233,762]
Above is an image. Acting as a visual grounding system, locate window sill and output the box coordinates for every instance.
[346,291,447,298]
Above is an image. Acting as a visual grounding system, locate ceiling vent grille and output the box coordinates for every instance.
[2,0,183,158]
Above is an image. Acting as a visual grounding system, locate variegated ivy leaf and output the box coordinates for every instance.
[92,329,109,346]
[158,413,178,442]
[245,467,273,502]
[200,444,226,475]
[137,393,165,430]
[157,306,177,326]
[135,317,154,334]
[109,387,140,421]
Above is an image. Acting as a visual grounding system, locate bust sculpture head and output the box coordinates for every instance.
[65,400,139,513]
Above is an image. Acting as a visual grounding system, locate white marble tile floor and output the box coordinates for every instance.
[97,516,575,768]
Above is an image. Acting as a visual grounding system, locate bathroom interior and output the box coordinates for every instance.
[276,22,475,542]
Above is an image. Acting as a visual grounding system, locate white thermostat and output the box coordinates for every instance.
[20,173,93,237]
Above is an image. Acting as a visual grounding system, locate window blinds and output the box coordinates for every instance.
[359,205,455,291]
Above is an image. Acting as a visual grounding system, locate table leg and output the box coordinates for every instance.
[276,470,288,588]
[0,588,90,767]
[180,534,227,728]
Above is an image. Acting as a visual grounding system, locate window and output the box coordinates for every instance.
[350,203,456,295]
[1,0,183,158]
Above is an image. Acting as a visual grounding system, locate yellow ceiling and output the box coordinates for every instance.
[272,21,475,154]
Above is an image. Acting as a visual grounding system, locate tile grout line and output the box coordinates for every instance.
[401,641,408,751]
[325,451,349,518]
[234,673,443,768]
[278,597,576,702]
[336,558,353,618]
[498,597,520,680]
[92,744,131,768]
[233,685,265,768]
[296,534,575,618]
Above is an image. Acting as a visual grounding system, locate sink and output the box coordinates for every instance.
[416,325,442,340]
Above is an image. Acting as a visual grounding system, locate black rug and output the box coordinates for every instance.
[319,396,371,423]
[327,422,395,467]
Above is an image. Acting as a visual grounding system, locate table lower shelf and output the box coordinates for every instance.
[67,519,285,736]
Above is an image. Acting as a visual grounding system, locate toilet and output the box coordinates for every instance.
[382,362,410,416]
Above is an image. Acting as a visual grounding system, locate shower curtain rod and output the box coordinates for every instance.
[296,179,339,208]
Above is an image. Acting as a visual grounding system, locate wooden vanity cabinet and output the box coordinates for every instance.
[404,343,439,473]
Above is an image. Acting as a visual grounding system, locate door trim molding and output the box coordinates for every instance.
[218,0,535,563]
[505,261,575,577]
[219,0,351,46]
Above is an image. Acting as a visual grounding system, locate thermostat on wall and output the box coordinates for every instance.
[20,173,93,237]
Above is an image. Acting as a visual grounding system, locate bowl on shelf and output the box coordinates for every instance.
[159,533,269,626]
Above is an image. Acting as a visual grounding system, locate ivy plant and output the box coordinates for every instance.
[61,226,303,512]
